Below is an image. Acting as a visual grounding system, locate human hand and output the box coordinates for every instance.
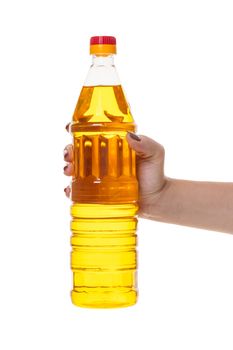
[64,129,166,218]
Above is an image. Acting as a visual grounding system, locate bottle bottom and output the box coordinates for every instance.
[71,267,137,308]
[71,290,137,309]
[71,289,137,309]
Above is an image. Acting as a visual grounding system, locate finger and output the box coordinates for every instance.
[64,186,71,198]
[64,163,74,176]
[126,132,165,160]
[64,144,73,162]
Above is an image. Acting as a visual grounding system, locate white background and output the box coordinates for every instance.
[0,0,233,349]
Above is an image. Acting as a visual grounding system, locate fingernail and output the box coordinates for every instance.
[128,132,141,141]
[64,164,68,172]
[64,148,68,158]
[64,187,71,198]
[65,123,70,132]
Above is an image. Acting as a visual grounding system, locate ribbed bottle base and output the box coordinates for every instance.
[70,203,138,309]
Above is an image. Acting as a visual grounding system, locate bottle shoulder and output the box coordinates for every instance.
[72,85,135,125]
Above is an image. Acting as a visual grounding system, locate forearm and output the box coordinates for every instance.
[141,178,233,234]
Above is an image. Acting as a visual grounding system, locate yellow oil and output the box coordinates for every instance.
[70,85,138,308]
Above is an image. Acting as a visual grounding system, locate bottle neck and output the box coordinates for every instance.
[84,54,120,87]
[92,54,114,67]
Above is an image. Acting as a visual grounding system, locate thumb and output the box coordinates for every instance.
[126,132,165,200]
[126,132,165,160]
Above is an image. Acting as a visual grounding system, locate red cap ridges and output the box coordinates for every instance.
[90,36,116,45]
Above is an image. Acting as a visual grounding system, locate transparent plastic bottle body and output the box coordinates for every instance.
[70,54,138,308]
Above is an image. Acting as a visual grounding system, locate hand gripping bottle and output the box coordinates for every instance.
[70,36,138,308]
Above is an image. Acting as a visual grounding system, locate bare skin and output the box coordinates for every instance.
[64,131,233,234]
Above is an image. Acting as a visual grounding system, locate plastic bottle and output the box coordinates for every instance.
[70,36,138,308]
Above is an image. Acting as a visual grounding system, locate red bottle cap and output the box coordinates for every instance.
[90,36,117,55]
[90,36,116,45]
